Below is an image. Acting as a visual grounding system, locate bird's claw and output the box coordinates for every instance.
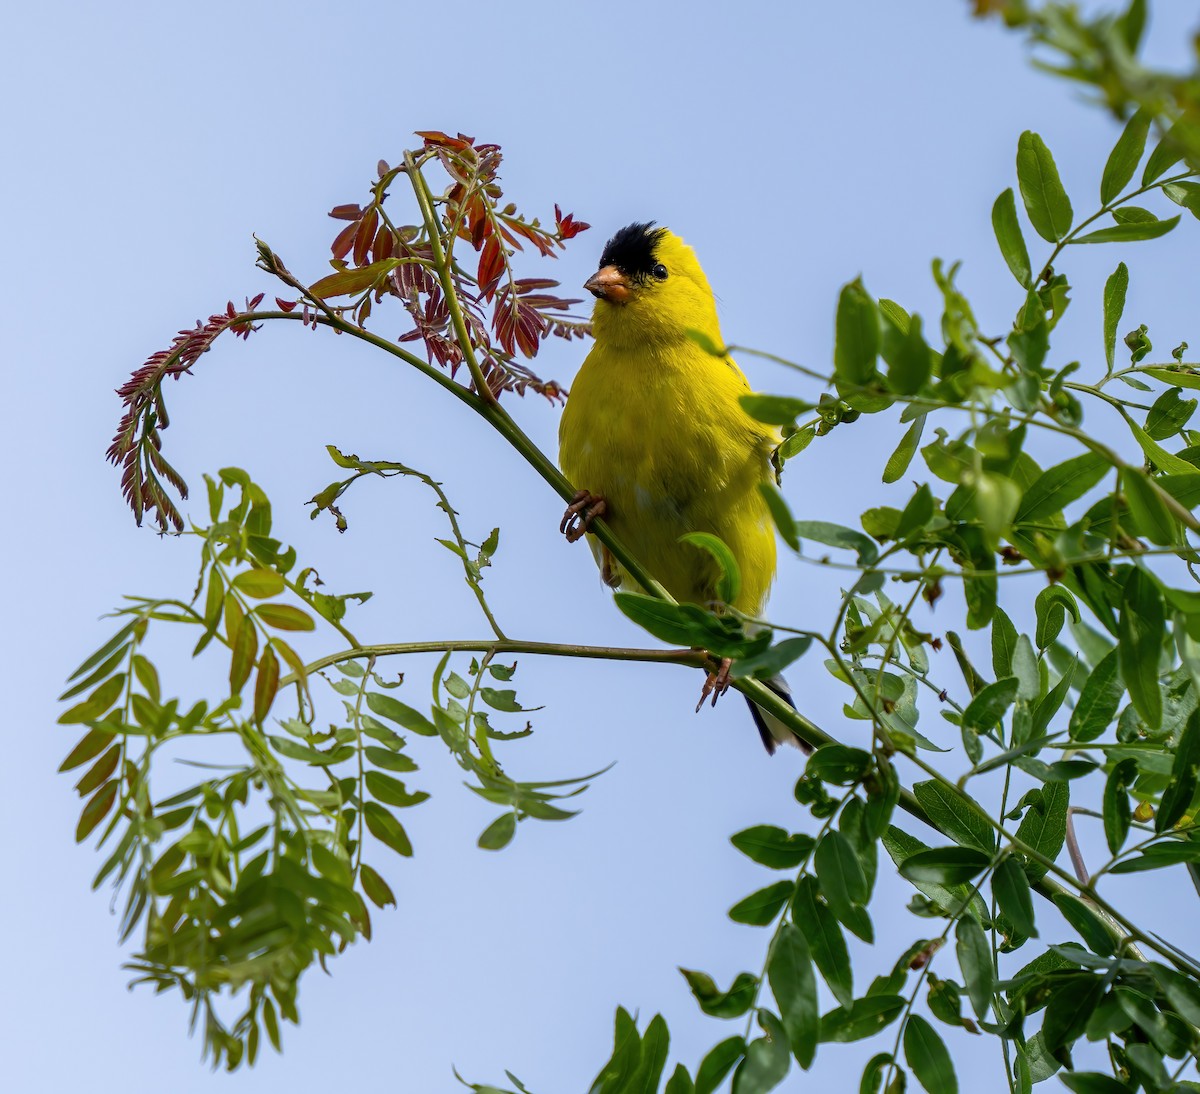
[561,490,607,543]
[696,657,733,712]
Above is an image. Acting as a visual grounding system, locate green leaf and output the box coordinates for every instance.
[588,1007,642,1094]
[955,917,995,1021]
[1143,119,1186,185]
[814,832,871,941]
[882,415,926,484]
[363,801,412,857]
[1125,417,1196,475]
[991,609,1018,679]
[1011,635,1038,702]
[365,692,437,736]
[732,1011,790,1093]
[695,1037,746,1094]
[904,1015,957,1094]
[834,278,879,386]
[739,393,815,426]
[365,746,417,772]
[912,781,996,853]
[1119,567,1164,729]
[1069,648,1124,742]
[1122,467,1177,546]
[792,521,878,566]
[729,881,794,927]
[894,483,935,541]
[1145,386,1197,440]
[65,622,136,685]
[992,188,1032,287]
[730,637,812,682]
[680,969,757,1019]
[680,532,741,605]
[253,603,316,631]
[1071,215,1180,244]
[1103,262,1129,373]
[806,744,873,786]
[365,771,428,808]
[1164,179,1200,220]
[962,677,1020,735]
[1101,110,1151,204]
[1015,782,1069,877]
[58,674,126,725]
[820,996,906,1043]
[859,1054,895,1094]
[992,857,1036,938]
[1110,842,1200,873]
[1060,1073,1136,1094]
[1053,894,1118,957]
[768,925,818,1069]
[759,483,799,552]
[1042,975,1104,1054]
[1158,708,1200,833]
[359,863,396,908]
[477,813,516,851]
[665,1065,695,1094]
[231,568,285,598]
[898,847,991,886]
[310,257,401,298]
[883,828,988,922]
[969,733,1061,778]
[1103,758,1136,855]
[1035,586,1079,650]
[629,1014,670,1094]
[888,317,932,397]
[792,877,853,1007]
[1154,965,1200,1026]
[730,826,813,869]
[1015,453,1110,524]
[614,592,764,659]
[1017,131,1073,242]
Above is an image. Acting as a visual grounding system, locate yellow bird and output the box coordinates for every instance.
[558,223,803,753]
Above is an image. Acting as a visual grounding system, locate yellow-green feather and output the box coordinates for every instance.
[559,231,780,616]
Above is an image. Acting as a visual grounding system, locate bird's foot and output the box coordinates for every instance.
[561,490,607,543]
[696,657,733,712]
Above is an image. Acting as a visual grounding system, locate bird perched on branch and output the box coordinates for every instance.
[557,222,804,753]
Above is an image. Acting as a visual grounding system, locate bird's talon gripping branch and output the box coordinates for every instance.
[561,489,607,543]
[695,657,733,712]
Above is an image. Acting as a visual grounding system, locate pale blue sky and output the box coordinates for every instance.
[5,2,1200,1091]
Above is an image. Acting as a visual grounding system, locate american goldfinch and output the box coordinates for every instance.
[558,223,803,753]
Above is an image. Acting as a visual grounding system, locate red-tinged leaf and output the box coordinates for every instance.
[247,292,264,309]
[75,743,120,797]
[76,780,117,842]
[470,205,489,250]
[331,219,359,262]
[329,203,363,222]
[275,297,298,312]
[353,207,379,267]
[254,646,280,724]
[372,225,394,262]
[377,159,390,178]
[229,615,258,695]
[478,236,504,300]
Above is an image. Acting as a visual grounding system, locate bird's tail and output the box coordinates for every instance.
[746,675,812,755]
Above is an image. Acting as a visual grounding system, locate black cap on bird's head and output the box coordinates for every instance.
[585,221,668,303]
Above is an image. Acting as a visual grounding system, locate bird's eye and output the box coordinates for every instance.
[652,263,668,280]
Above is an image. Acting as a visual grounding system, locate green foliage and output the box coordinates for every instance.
[65,3,1200,1089]
[60,464,599,1069]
